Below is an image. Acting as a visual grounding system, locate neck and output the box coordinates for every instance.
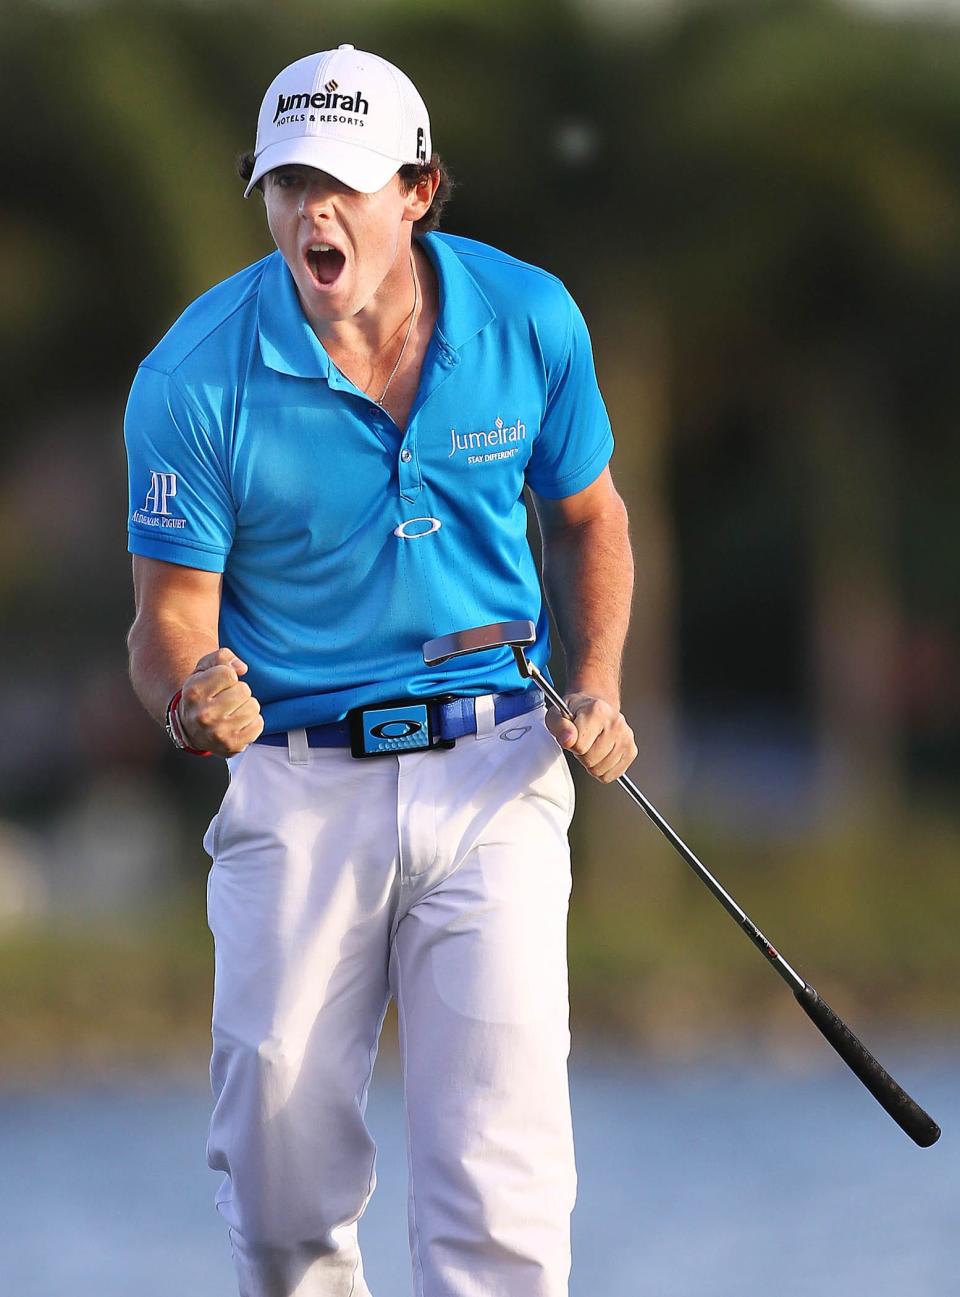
[315,239,421,358]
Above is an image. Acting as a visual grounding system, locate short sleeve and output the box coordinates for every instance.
[124,364,235,572]
[525,291,614,500]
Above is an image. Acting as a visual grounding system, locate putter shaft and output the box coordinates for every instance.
[423,621,941,1146]
[523,660,806,992]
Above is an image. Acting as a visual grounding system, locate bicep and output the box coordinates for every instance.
[131,554,222,634]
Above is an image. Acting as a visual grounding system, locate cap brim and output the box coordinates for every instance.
[244,137,403,197]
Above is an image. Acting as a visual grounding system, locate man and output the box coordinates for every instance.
[125,44,635,1297]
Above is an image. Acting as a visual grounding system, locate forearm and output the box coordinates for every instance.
[127,615,219,726]
[540,495,634,705]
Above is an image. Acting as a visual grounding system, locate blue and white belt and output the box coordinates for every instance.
[256,688,544,759]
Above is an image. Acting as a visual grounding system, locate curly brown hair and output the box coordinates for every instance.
[235,150,453,233]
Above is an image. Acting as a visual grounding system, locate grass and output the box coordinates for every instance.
[1,807,957,1076]
[568,804,960,1051]
[0,904,214,1078]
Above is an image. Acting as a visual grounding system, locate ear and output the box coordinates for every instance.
[401,168,441,223]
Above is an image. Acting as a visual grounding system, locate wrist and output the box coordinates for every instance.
[565,677,621,709]
[165,689,212,757]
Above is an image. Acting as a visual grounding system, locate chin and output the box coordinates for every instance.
[294,277,348,319]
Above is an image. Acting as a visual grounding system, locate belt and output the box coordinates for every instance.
[256,687,544,757]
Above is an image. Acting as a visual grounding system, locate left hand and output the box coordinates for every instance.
[545,693,638,783]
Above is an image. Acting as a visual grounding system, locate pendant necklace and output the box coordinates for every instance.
[375,248,420,410]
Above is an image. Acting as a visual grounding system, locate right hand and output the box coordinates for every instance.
[177,648,265,757]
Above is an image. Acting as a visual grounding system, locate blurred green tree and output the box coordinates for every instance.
[2,0,959,826]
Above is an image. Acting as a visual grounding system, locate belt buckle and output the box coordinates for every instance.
[348,696,457,759]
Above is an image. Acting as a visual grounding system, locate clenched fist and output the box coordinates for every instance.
[177,648,265,757]
[545,692,637,784]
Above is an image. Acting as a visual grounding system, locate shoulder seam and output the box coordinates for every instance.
[452,245,564,287]
[139,272,264,375]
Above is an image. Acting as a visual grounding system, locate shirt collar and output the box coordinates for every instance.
[419,232,496,351]
[257,252,332,379]
[256,234,497,380]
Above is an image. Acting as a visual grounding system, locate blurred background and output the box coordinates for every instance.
[1,0,958,1293]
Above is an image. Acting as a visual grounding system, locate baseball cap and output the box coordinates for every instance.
[244,45,432,197]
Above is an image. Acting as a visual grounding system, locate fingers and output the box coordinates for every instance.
[235,713,266,746]
[177,647,262,757]
[557,694,637,784]
[544,707,579,749]
[193,646,248,676]
[182,700,263,757]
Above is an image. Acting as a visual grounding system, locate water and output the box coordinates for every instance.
[1,1049,956,1295]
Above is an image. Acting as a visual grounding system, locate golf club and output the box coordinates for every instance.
[422,620,942,1148]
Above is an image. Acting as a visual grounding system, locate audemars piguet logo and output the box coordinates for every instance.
[273,86,370,129]
[448,416,527,466]
[132,470,187,530]
[143,470,176,515]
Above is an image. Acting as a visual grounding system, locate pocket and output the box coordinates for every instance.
[537,717,576,819]
[551,734,577,817]
[204,748,253,861]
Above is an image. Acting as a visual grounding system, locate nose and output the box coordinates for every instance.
[297,182,334,221]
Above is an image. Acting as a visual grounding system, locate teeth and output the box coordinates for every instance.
[309,243,335,253]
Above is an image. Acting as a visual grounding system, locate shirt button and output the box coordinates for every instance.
[400,448,413,463]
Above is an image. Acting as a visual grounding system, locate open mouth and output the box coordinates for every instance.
[305,243,346,288]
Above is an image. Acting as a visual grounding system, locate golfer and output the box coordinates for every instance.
[125,44,635,1297]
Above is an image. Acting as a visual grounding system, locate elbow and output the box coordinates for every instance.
[126,610,149,663]
[583,488,631,543]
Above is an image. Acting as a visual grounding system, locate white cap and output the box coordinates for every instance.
[244,45,432,197]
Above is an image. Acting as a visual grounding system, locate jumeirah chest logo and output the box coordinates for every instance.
[448,416,527,466]
[132,470,187,530]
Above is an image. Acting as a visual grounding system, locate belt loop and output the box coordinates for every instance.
[474,694,496,737]
[287,728,309,765]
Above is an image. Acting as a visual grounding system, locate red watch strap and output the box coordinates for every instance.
[168,689,212,757]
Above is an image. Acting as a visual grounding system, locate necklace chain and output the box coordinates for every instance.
[375,249,420,410]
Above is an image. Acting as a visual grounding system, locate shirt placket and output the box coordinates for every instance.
[323,333,462,504]
[397,336,461,502]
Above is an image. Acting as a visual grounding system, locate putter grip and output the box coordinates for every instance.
[795,985,940,1147]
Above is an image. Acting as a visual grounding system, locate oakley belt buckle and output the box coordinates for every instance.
[348,697,456,759]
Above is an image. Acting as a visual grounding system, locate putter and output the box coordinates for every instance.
[422,620,941,1148]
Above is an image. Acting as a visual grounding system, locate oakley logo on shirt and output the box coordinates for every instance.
[393,517,442,539]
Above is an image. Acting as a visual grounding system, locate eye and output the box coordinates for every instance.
[273,170,303,190]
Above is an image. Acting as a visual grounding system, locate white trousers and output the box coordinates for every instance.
[204,704,577,1297]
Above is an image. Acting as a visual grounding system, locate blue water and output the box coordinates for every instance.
[1,1049,956,1295]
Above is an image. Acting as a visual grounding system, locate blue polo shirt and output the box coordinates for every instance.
[125,233,614,732]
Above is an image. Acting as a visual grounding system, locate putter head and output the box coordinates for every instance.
[422,621,536,670]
